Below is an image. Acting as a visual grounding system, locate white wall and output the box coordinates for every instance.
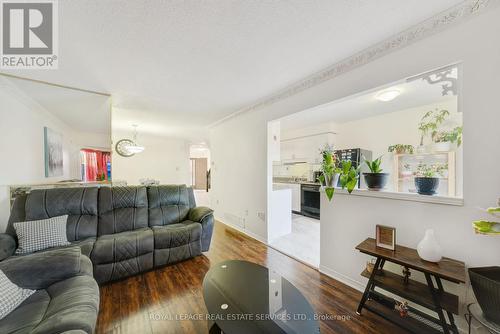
[0,79,111,232]
[210,5,500,321]
[111,130,190,186]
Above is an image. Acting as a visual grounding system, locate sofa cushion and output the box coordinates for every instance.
[14,215,71,255]
[0,275,99,334]
[152,222,202,266]
[21,188,99,242]
[0,247,89,291]
[91,228,153,264]
[98,187,148,235]
[0,289,50,334]
[147,185,190,226]
[91,228,154,283]
[0,270,35,321]
[152,222,201,249]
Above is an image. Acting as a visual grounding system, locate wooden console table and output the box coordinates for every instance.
[355,238,465,334]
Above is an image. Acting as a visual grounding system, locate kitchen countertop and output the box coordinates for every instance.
[273,178,320,186]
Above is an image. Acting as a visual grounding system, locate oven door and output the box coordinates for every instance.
[300,184,320,219]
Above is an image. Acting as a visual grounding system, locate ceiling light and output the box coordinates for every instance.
[115,125,145,157]
[124,143,145,154]
[375,89,401,102]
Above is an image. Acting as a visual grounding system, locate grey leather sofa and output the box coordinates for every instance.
[0,185,214,333]
[0,247,99,334]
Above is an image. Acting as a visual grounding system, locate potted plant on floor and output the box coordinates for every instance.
[418,109,449,153]
[414,163,447,195]
[388,144,414,155]
[363,156,389,190]
[432,126,462,152]
[469,199,500,325]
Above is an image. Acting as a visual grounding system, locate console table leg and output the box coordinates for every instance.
[425,273,450,334]
[356,257,382,315]
[435,276,459,333]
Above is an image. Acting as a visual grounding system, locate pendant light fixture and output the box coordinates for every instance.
[115,124,145,157]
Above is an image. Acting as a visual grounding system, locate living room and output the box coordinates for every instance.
[1,1,499,334]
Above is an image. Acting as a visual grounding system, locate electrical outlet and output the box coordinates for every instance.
[257,212,265,221]
[245,210,249,216]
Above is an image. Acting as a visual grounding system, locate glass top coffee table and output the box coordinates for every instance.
[202,260,320,334]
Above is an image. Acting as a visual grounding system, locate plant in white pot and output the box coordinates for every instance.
[431,126,462,152]
[317,145,340,201]
[317,145,360,201]
[417,109,449,152]
[388,144,414,155]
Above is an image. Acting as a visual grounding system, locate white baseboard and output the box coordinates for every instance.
[319,265,365,293]
[216,218,267,244]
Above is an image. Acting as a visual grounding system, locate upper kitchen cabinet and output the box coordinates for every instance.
[280,132,335,163]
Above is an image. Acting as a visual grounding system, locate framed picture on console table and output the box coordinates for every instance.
[375,225,396,250]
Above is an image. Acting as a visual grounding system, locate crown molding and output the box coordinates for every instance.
[209,0,497,128]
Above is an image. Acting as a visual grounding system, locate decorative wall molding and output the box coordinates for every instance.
[210,0,498,128]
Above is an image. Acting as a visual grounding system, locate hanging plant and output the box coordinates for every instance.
[418,109,449,146]
[318,145,340,201]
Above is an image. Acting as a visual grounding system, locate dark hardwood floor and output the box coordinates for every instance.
[96,221,408,334]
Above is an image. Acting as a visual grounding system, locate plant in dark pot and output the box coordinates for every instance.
[414,163,447,195]
[469,200,500,325]
[363,156,389,190]
[469,266,500,325]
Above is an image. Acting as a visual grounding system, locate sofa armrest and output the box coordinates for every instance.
[188,206,214,252]
[0,233,16,261]
[188,206,213,222]
[0,246,83,289]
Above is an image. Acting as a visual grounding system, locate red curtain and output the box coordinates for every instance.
[81,149,111,181]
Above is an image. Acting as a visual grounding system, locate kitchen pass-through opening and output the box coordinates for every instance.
[267,63,463,268]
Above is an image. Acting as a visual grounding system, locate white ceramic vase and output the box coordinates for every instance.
[417,229,442,263]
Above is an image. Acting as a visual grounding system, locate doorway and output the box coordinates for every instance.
[190,158,208,190]
[189,144,211,207]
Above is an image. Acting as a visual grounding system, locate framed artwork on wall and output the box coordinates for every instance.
[376,225,396,250]
[44,126,63,177]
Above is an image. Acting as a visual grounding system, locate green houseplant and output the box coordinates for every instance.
[388,144,414,155]
[418,109,450,149]
[432,126,462,151]
[317,145,360,201]
[414,163,447,195]
[338,160,360,194]
[317,145,340,201]
[363,156,389,190]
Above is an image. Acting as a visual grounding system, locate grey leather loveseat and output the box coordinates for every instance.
[0,184,214,333]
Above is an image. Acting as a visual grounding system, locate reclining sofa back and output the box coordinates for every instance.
[7,185,197,239]
[98,186,149,235]
[7,187,99,242]
[148,184,192,226]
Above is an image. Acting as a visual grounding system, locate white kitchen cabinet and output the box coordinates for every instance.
[273,183,301,212]
[290,183,301,212]
[280,132,335,163]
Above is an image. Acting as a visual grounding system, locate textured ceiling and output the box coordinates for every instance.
[280,68,459,130]
[2,0,464,139]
